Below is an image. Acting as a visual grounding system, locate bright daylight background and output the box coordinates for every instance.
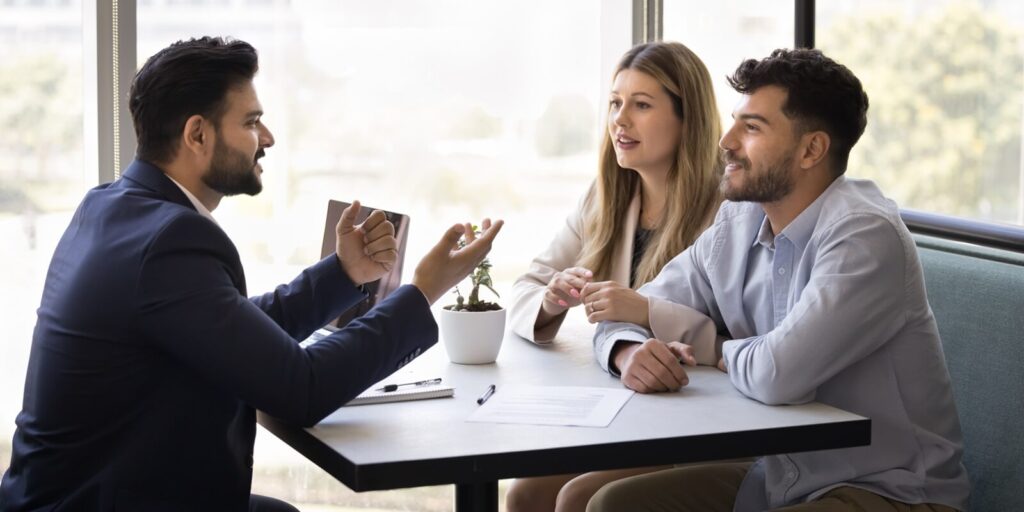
[2,0,1022,510]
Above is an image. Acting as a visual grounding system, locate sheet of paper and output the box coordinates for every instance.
[466,385,634,427]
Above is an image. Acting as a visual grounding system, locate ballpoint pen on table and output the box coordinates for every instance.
[477,384,496,405]
[375,377,443,393]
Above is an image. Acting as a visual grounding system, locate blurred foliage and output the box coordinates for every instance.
[821,1,1023,220]
[0,53,81,178]
[448,105,502,140]
[535,93,595,157]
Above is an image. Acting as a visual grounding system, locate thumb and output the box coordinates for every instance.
[667,342,697,367]
[337,200,361,235]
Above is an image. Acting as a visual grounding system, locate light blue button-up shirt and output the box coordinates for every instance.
[595,177,969,510]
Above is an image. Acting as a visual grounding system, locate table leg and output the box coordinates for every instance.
[454,481,498,512]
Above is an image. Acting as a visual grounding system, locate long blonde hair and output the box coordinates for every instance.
[579,41,723,287]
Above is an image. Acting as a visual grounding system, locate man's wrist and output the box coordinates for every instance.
[610,340,640,375]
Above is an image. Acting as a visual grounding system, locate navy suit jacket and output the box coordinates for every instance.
[0,160,437,511]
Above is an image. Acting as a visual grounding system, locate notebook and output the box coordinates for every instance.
[345,383,455,406]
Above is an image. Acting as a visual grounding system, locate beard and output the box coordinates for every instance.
[202,139,264,197]
[720,149,795,203]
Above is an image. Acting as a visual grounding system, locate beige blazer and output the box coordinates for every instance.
[509,187,637,343]
[509,186,717,359]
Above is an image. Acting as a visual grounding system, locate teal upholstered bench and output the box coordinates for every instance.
[906,211,1024,512]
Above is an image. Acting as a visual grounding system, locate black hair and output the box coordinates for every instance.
[727,48,868,175]
[129,36,258,164]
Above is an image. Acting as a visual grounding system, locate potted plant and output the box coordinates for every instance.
[440,229,505,364]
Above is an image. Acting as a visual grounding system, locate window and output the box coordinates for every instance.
[818,0,1024,226]
[0,0,86,474]
[136,0,629,507]
[663,0,795,130]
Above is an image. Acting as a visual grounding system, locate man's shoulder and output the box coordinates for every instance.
[819,177,905,234]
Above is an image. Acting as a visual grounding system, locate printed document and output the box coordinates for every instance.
[467,386,634,427]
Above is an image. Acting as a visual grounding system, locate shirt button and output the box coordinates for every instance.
[778,267,787,276]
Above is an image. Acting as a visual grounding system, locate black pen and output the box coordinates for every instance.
[376,377,442,393]
[476,384,496,405]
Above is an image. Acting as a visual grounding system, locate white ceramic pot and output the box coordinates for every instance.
[439,307,506,364]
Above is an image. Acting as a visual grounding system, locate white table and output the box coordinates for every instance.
[258,322,870,511]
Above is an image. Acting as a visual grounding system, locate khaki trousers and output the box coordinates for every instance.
[586,462,959,512]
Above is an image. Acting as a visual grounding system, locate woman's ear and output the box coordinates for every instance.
[799,131,830,170]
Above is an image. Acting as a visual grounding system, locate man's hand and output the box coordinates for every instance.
[717,357,727,373]
[334,200,398,286]
[541,267,594,316]
[580,281,650,326]
[613,339,697,393]
[412,218,504,305]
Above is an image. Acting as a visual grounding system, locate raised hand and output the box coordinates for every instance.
[412,218,504,305]
[334,200,398,286]
[613,339,697,393]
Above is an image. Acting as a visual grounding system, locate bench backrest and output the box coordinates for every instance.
[913,233,1024,511]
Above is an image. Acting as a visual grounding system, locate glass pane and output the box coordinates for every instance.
[819,1,1024,226]
[137,1,629,508]
[663,0,795,131]
[0,0,87,475]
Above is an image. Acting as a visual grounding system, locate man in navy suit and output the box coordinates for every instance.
[0,36,502,511]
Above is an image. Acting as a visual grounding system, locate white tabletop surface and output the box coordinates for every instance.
[259,317,869,490]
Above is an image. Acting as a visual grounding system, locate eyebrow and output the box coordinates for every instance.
[736,113,770,125]
[244,110,263,119]
[610,91,657,100]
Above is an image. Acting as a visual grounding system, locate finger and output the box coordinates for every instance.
[458,219,504,261]
[481,218,492,230]
[369,248,398,265]
[365,236,398,257]
[364,218,395,243]
[717,358,728,373]
[621,373,651,394]
[648,342,688,386]
[360,208,391,236]
[337,200,361,235]
[667,342,698,367]
[564,267,595,282]
[434,223,467,255]
[464,222,478,244]
[545,286,575,306]
[580,281,612,302]
[632,363,669,392]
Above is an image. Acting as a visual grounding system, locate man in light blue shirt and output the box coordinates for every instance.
[586,49,969,511]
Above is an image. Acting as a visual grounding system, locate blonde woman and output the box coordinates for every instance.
[505,41,723,512]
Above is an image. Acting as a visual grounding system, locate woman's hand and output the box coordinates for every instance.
[580,281,650,326]
[540,267,594,316]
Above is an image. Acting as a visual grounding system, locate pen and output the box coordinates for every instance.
[376,377,442,393]
[476,384,496,405]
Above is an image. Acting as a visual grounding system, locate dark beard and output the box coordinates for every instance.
[721,151,795,203]
[202,140,263,197]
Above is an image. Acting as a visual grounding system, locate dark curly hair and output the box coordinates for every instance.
[129,36,258,164]
[727,48,868,175]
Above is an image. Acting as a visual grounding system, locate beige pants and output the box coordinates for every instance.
[586,462,959,512]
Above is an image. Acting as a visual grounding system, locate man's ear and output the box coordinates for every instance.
[181,114,211,157]
[799,131,830,170]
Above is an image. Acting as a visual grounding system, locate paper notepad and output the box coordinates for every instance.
[345,384,454,406]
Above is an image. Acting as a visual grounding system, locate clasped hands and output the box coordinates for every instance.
[542,267,649,326]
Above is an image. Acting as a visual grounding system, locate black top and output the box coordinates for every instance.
[630,227,654,288]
